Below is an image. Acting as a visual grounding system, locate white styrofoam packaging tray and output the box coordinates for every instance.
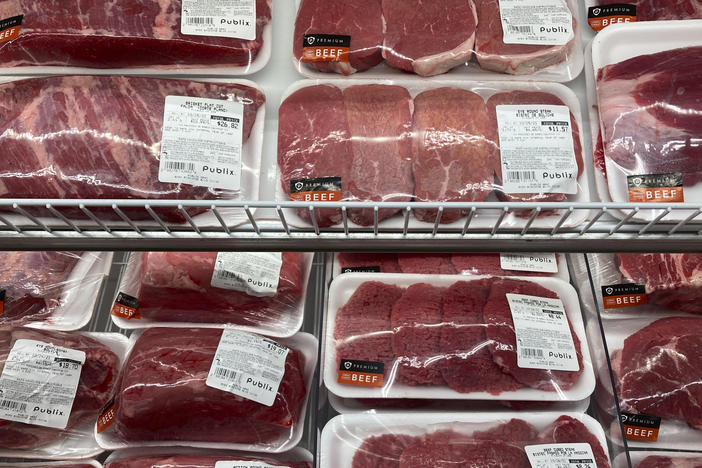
[616,450,702,468]
[323,273,595,402]
[271,79,591,231]
[0,461,102,468]
[320,411,610,468]
[0,332,130,460]
[586,20,702,222]
[111,252,313,338]
[103,446,314,466]
[291,0,584,82]
[0,75,266,230]
[96,329,318,454]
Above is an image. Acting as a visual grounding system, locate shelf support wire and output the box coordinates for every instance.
[669,208,702,235]
[520,207,541,236]
[551,207,573,236]
[80,204,111,233]
[462,207,476,236]
[0,213,20,233]
[13,204,51,233]
[580,207,607,235]
[432,207,444,237]
[46,204,81,233]
[145,205,171,234]
[211,205,230,235]
[276,205,290,235]
[112,205,141,233]
[308,206,319,236]
[403,206,411,237]
[179,205,200,234]
[342,206,349,237]
[608,207,639,236]
[638,207,672,235]
[244,205,260,235]
[491,207,509,236]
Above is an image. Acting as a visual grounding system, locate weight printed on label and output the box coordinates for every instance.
[159,96,244,191]
[507,293,579,372]
[498,0,574,45]
[181,0,256,40]
[206,330,289,407]
[496,105,577,195]
[525,443,596,468]
[500,253,558,273]
[215,462,286,468]
[0,339,85,429]
[211,252,283,297]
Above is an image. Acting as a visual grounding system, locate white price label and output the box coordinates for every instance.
[206,330,289,407]
[496,105,577,195]
[507,293,579,371]
[498,0,574,45]
[526,443,596,468]
[181,0,256,40]
[0,339,85,429]
[159,96,243,191]
[211,252,283,297]
[215,462,286,468]
[500,253,558,273]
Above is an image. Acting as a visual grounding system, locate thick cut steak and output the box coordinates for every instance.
[293,0,383,75]
[637,456,702,468]
[475,0,577,75]
[381,0,477,76]
[351,434,419,468]
[596,47,702,186]
[0,0,271,68]
[344,85,414,226]
[112,328,306,445]
[105,455,311,468]
[0,76,265,223]
[412,88,496,223]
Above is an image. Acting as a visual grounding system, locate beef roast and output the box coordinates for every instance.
[105,455,311,468]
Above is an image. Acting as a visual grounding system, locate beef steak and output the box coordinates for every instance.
[105,455,310,468]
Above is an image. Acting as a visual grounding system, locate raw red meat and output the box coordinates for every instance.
[344,85,414,226]
[397,254,456,275]
[136,252,304,325]
[474,0,577,74]
[0,0,271,68]
[278,84,352,227]
[483,278,583,391]
[411,88,496,223]
[596,46,702,186]
[391,283,445,385]
[451,253,557,276]
[0,252,81,328]
[351,433,419,468]
[0,76,265,223]
[637,455,702,468]
[0,329,120,449]
[439,279,523,394]
[293,0,383,75]
[337,253,401,273]
[105,455,311,468]
[111,328,306,445]
[615,317,702,429]
[617,253,702,314]
[472,418,538,447]
[538,415,611,468]
[381,0,477,76]
[398,439,530,468]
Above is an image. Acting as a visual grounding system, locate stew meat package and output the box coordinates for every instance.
[0,75,265,223]
[637,455,702,467]
[278,84,583,227]
[333,277,583,395]
[293,0,578,76]
[109,328,307,448]
[0,0,272,69]
[0,329,120,450]
[105,455,311,468]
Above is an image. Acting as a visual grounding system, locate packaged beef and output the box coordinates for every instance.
[99,328,315,452]
[633,453,702,467]
[0,75,265,224]
[0,0,272,72]
[104,451,312,468]
[112,252,311,336]
[0,329,125,458]
[321,412,611,468]
[0,462,100,468]
[587,0,702,32]
[325,273,593,401]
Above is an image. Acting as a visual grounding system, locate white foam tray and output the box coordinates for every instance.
[103,446,313,465]
[323,273,595,401]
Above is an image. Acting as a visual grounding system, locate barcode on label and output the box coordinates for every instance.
[164,161,195,172]
[186,17,214,24]
[0,399,27,412]
[507,171,536,181]
[509,25,534,33]
[521,348,544,358]
[214,367,238,381]
[215,269,240,281]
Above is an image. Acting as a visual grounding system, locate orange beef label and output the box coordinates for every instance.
[110,292,140,320]
[302,34,350,63]
[290,176,342,202]
[621,412,660,442]
[588,4,636,31]
[338,359,384,388]
[0,15,22,43]
[628,173,684,203]
[96,397,115,433]
[601,283,647,309]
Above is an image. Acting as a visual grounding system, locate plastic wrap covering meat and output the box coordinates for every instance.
[321,413,611,468]
[0,329,122,454]
[636,455,702,467]
[104,453,311,468]
[0,0,272,71]
[0,75,265,224]
[113,252,310,336]
[106,328,310,451]
[592,0,702,22]
[0,462,101,468]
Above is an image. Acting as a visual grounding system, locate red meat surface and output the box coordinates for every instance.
[397,254,456,275]
[472,418,538,448]
[538,415,611,468]
[351,433,419,468]
[398,439,531,468]
[637,455,702,468]
[337,253,401,273]
[105,455,311,468]
[451,253,557,276]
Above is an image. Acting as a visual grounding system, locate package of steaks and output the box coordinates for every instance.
[0,0,272,75]
[95,327,317,453]
[0,329,128,459]
[0,252,112,331]
[292,0,584,81]
[320,412,612,468]
[324,273,595,402]
[110,252,313,337]
[0,75,265,228]
[0,461,101,468]
[586,20,702,223]
[621,450,702,468]
[585,0,702,33]
[275,80,590,231]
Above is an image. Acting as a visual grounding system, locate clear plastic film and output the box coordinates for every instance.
[0,252,112,331]
[104,448,312,468]
[292,0,583,80]
[276,80,589,230]
[0,329,127,459]
[112,252,312,337]
[0,461,101,468]
[320,412,612,468]
[97,328,317,453]
[0,75,265,226]
[626,451,702,467]
[324,273,594,402]
[0,1,272,74]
